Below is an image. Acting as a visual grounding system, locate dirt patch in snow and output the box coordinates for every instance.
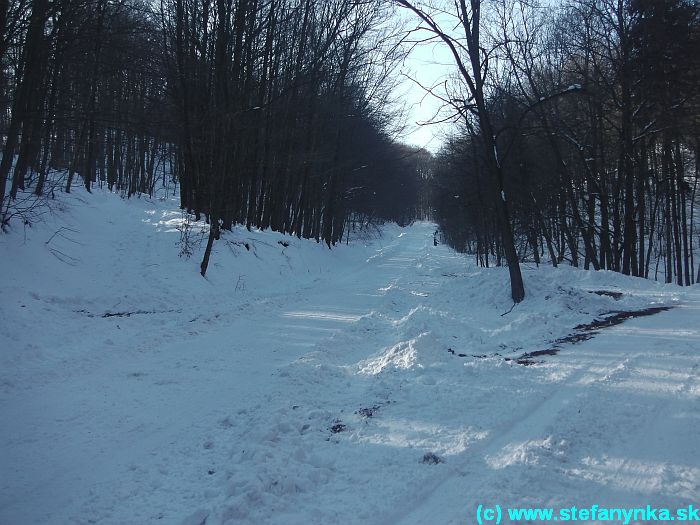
[513,305,673,365]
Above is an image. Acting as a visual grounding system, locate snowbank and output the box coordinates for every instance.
[1,186,697,525]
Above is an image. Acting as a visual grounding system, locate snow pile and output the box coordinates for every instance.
[1,186,698,525]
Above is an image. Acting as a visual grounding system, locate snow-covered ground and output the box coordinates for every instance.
[1,187,698,524]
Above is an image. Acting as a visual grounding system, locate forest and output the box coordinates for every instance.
[424,0,700,294]
[3,3,700,523]
[1,0,699,291]
[0,0,430,274]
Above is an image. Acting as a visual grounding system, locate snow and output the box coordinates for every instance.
[1,186,699,524]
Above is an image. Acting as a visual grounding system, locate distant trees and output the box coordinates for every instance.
[1,0,424,271]
[429,0,700,285]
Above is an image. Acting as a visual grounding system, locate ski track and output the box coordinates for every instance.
[1,189,698,524]
[390,306,700,525]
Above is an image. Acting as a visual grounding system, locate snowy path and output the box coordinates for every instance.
[1,204,448,523]
[391,303,700,524]
[1,190,698,524]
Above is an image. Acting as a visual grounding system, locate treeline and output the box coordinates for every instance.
[161,0,422,272]
[0,0,171,203]
[431,0,700,285]
[1,0,427,272]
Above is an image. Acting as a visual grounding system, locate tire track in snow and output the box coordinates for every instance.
[388,300,700,525]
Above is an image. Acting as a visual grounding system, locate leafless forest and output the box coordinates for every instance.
[1,0,698,294]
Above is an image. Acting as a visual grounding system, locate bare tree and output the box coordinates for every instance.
[396,0,525,302]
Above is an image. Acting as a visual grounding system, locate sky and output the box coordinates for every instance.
[392,5,463,154]
[393,0,557,153]
[397,41,456,153]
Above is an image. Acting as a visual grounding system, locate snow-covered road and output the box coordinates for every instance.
[1,189,698,524]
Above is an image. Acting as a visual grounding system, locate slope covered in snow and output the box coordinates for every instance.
[1,187,698,524]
